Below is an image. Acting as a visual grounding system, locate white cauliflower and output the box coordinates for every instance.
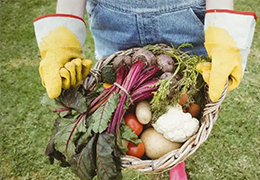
[152,105,200,143]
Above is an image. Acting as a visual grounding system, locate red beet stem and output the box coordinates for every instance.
[133,91,154,102]
[133,65,160,90]
[54,107,70,114]
[108,61,145,133]
[88,66,128,112]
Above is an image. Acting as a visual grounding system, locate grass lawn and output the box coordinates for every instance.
[0,0,259,179]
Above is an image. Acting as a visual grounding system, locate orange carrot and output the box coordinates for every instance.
[103,83,113,89]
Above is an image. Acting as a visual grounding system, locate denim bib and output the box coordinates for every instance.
[86,0,206,60]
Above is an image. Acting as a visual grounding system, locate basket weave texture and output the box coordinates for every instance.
[82,44,228,173]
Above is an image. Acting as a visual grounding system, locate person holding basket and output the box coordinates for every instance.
[34,0,256,179]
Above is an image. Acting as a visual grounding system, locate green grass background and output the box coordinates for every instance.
[0,0,259,179]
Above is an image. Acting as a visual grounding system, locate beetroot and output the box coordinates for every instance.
[113,56,125,69]
[157,54,175,72]
[132,49,157,66]
[160,72,173,80]
[123,56,132,66]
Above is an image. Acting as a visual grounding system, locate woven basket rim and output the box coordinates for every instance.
[82,44,228,173]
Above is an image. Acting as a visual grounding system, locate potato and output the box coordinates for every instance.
[141,128,182,159]
[135,101,152,124]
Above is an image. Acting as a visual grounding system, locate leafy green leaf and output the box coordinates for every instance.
[93,176,100,180]
[91,93,119,133]
[45,118,70,167]
[120,121,141,145]
[70,135,97,180]
[41,93,60,110]
[76,127,93,153]
[54,114,87,161]
[57,87,87,113]
[84,83,105,108]
[96,133,122,180]
[116,129,127,155]
[123,95,131,110]
[112,146,123,180]
[41,94,69,117]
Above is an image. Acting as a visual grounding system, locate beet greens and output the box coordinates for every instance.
[43,52,162,180]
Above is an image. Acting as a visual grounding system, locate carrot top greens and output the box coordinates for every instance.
[145,44,209,122]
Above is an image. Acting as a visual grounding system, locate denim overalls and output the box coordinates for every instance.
[86,0,206,60]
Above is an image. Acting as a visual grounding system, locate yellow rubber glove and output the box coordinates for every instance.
[39,27,93,98]
[197,27,242,102]
[60,58,93,89]
[197,10,256,102]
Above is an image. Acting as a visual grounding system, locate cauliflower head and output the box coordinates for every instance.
[152,105,199,143]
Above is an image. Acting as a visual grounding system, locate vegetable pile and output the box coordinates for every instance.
[42,44,209,180]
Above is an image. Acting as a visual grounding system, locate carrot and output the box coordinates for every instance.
[103,83,113,89]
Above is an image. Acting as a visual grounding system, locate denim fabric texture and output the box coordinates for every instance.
[86,0,207,60]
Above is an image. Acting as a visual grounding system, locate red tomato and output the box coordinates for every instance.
[125,114,143,135]
[127,141,145,158]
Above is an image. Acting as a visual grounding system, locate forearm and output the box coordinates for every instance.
[206,0,234,10]
[56,0,87,18]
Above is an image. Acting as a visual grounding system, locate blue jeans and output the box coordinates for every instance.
[86,0,207,60]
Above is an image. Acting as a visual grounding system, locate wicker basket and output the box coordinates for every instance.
[82,44,228,174]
